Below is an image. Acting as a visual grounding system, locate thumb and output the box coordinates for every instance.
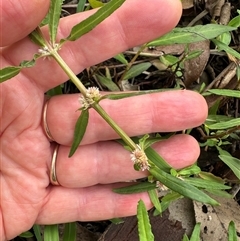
[0,0,50,46]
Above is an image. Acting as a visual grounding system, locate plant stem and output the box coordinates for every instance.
[93,103,137,150]
[51,49,137,150]
[51,49,88,96]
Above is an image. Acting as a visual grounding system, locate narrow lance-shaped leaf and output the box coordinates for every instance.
[100,88,177,101]
[183,177,231,190]
[113,182,157,194]
[62,0,125,42]
[33,225,43,241]
[212,39,240,60]
[189,223,201,241]
[63,223,76,241]
[29,27,47,47]
[148,189,162,214]
[137,200,154,241]
[123,62,152,80]
[182,234,190,241]
[218,155,240,180]
[18,231,34,238]
[0,66,21,83]
[77,0,87,12]
[207,117,240,130]
[149,167,219,205]
[0,58,36,83]
[49,0,63,45]
[44,225,59,241]
[69,109,89,157]
[228,221,238,241]
[207,89,240,98]
[88,0,104,8]
[145,147,171,173]
[147,24,236,46]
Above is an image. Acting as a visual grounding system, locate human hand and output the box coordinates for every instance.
[0,0,207,240]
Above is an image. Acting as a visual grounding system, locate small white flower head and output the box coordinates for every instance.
[130,145,150,171]
[38,46,50,56]
[79,87,102,110]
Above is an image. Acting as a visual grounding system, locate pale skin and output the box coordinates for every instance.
[0,0,208,240]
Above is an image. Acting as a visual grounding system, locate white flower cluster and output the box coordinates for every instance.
[130,145,150,171]
[38,44,60,57]
[79,87,102,110]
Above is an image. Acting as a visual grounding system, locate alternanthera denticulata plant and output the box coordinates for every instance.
[1,0,239,240]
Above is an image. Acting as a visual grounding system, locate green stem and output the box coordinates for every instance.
[51,49,137,151]
[93,103,137,150]
[51,49,88,96]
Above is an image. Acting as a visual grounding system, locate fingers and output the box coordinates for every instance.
[37,184,153,224]
[54,135,200,188]
[38,134,199,224]
[0,0,50,46]
[1,0,182,91]
[46,90,208,145]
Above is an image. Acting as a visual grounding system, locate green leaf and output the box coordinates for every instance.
[145,147,171,173]
[149,167,219,205]
[0,58,37,83]
[218,32,231,46]
[148,24,236,46]
[63,223,76,241]
[63,0,125,42]
[183,177,231,190]
[110,218,124,224]
[182,234,190,241]
[113,182,157,194]
[228,14,240,28]
[77,0,87,12]
[148,189,162,214]
[177,164,201,176]
[218,155,240,180]
[19,231,34,238]
[95,74,120,91]
[101,88,176,101]
[20,59,36,68]
[88,0,104,8]
[199,171,225,184]
[228,221,238,241]
[212,39,240,59]
[205,114,234,126]
[159,192,183,213]
[0,66,21,83]
[47,85,63,96]
[205,189,233,198]
[123,62,152,79]
[189,223,201,241]
[44,225,59,241]
[114,53,128,64]
[49,0,63,45]
[29,27,47,47]
[207,89,240,98]
[137,200,154,241]
[69,109,89,157]
[207,118,240,130]
[33,224,43,241]
[184,50,203,61]
[208,99,221,115]
[160,54,179,66]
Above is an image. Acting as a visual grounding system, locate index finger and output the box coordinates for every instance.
[1,0,182,91]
